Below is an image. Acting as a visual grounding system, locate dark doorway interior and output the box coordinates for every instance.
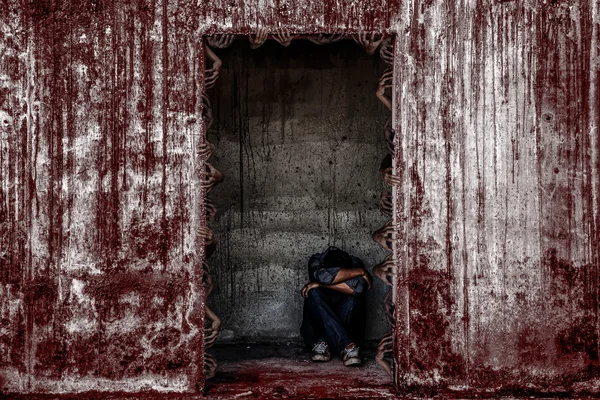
[205,39,391,391]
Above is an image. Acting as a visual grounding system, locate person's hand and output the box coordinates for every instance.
[384,126,395,155]
[201,162,224,192]
[205,307,222,348]
[301,281,320,297]
[249,27,268,49]
[382,167,401,186]
[373,220,396,251]
[380,189,392,216]
[353,31,384,55]
[377,68,393,96]
[274,28,295,47]
[205,62,221,89]
[207,34,236,49]
[379,38,393,64]
[204,353,217,379]
[384,116,395,154]
[376,332,393,359]
[198,226,217,246]
[373,255,396,286]
[205,198,217,222]
[205,67,219,89]
[375,331,393,376]
[201,92,214,129]
[307,32,345,45]
[199,141,215,160]
[383,290,395,327]
[203,267,214,296]
[376,68,393,111]
[361,269,372,290]
[205,43,223,90]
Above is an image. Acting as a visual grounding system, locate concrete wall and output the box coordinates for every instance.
[392,0,600,390]
[206,40,390,342]
[1,0,600,395]
[0,0,207,394]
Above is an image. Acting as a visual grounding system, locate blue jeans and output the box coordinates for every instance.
[300,287,366,355]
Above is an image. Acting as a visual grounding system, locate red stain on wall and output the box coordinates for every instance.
[0,0,600,396]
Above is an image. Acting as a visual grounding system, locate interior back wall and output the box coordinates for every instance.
[206,40,390,342]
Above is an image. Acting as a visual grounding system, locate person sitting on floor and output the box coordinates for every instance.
[300,246,372,366]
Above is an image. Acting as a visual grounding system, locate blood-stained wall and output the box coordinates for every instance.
[0,0,207,394]
[392,0,600,390]
[1,0,599,395]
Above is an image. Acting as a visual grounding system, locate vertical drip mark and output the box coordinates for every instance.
[161,0,169,270]
[25,10,37,387]
[124,11,134,192]
[533,5,545,298]
[110,3,121,263]
[588,0,600,368]
[234,63,245,229]
[442,0,454,309]
[141,3,154,209]
[66,10,75,276]
[491,7,498,197]
[500,5,509,321]
[47,14,56,272]
[457,0,470,382]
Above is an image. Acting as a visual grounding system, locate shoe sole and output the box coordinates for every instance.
[311,354,331,362]
[343,356,362,366]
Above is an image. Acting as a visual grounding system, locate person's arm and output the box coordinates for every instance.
[384,116,395,155]
[307,33,345,45]
[204,353,217,379]
[379,38,393,65]
[205,305,221,348]
[372,220,396,251]
[274,28,295,47]
[304,251,372,297]
[205,198,217,222]
[198,227,218,258]
[323,281,354,295]
[308,254,340,285]
[249,27,268,49]
[384,290,395,327]
[375,331,393,377]
[201,92,214,130]
[334,256,372,290]
[205,45,222,89]
[207,34,236,49]
[200,162,225,192]
[331,268,367,284]
[376,68,393,111]
[373,254,395,286]
[353,31,384,55]
[301,280,354,297]
[380,189,392,216]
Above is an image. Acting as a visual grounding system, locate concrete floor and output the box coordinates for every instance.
[205,344,600,399]
[206,343,395,399]
[12,345,599,399]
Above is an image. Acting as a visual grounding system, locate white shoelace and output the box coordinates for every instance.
[313,341,328,353]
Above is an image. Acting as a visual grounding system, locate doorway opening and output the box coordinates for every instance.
[203,37,394,397]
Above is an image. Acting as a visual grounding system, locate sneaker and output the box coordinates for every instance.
[311,341,331,362]
[342,343,362,366]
